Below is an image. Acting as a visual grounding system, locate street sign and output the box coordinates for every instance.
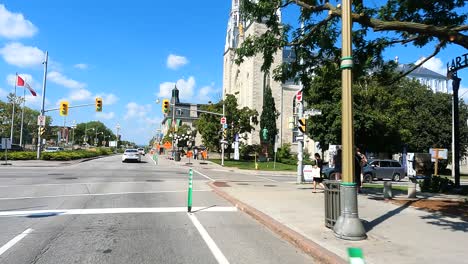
[304,109,322,117]
[109,141,117,147]
[296,90,303,102]
[429,148,448,161]
[1,138,11,149]
[296,136,304,141]
[220,117,227,124]
[37,115,46,126]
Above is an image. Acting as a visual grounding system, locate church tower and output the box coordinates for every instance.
[223,0,284,145]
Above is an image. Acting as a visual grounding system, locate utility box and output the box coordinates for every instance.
[407,153,432,198]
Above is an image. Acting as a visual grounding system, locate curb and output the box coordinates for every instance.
[207,181,346,264]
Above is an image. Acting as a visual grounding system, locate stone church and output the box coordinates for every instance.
[222,0,319,154]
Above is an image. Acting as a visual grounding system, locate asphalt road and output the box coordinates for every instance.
[0,155,314,264]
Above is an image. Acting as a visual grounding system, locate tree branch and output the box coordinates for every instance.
[390,40,446,84]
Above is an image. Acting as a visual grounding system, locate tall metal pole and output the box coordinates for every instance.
[221,103,225,166]
[19,86,26,146]
[297,99,303,183]
[333,0,366,240]
[37,51,48,160]
[10,72,17,143]
[172,89,176,158]
[452,76,461,187]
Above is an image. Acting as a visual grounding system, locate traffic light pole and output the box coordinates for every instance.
[221,104,225,166]
[37,51,48,160]
[297,100,303,184]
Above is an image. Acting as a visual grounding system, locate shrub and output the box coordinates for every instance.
[41,150,100,161]
[4,151,36,160]
[239,144,262,160]
[277,143,291,162]
[420,175,455,193]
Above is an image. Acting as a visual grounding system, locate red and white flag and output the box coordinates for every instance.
[17,76,37,96]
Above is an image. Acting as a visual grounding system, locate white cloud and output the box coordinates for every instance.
[415,57,446,75]
[74,63,88,70]
[48,71,86,89]
[0,42,44,67]
[70,89,92,101]
[167,54,188,70]
[0,87,8,98]
[124,102,152,120]
[157,76,195,102]
[197,85,220,103]
[0,4,37,39]
[96,112,115,120]
[96,93,119,105]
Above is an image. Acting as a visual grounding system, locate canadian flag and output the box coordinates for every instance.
[17,76,37,96]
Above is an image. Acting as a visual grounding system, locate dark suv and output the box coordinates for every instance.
[363,159,405,182]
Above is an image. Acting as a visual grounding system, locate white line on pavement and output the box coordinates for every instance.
[0,190,212,201]
[256,176,278,183]
[193,169,214,181]
[0,228,33,256]
[0,181,189,187]
[0,207,238,217]
[188,213,230,264]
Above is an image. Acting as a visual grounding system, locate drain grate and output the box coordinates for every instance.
[264,184,277,187]
[57,177,78,180]
[236,183,249,185]
[48,173,64,176]
[146,180,163,182]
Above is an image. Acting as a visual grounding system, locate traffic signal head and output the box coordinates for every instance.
[60,101,69,116]
[298,118,306,133]
[162,99,170,114]
[95,98,103,112]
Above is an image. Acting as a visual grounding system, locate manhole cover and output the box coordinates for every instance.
[236,183,249,185]
[264,185,277,187]
[48,173,64,176]
[146,180,163,182]
[57,177,78,180]
[213,182,230,187]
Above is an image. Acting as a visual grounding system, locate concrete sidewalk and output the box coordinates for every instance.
[168,156,468,264]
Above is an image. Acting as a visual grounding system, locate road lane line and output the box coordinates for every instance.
[0,181,191,187]
[188,213,230,264]
[256,176,278,183]
[0,190,212,201]
[0,207,237,217]
[193,169,214,181]
[0,228,33,256]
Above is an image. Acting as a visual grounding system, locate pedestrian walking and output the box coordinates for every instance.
[194,148,198,160]
[334,149,342,180]
[355,148,364,193]
[356,147,367,191]
[312,153,325,193]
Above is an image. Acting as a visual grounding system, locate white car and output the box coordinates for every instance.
[44,147,64,152]
[122,149,141,163]
[137,148,146,156]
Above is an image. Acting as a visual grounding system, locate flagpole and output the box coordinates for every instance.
[19,83,26,147]
[37,51,48,160]
[9,73,17,143]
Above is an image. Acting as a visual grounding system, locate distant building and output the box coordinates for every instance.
[398,63,449,93]
[161,86,204,146]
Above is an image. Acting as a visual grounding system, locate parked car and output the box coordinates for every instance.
[137,148,146,156]
[44,147,64,152]
[122,149,141,163]
[321,159,405,182]
[0,144,24,152]
[363,159,405,182]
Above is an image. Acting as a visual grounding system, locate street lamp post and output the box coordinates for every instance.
[333,0,367,240]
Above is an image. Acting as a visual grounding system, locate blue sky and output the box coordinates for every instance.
[0,1,466,145]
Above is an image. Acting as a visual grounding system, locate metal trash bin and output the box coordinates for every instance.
[324,180,341,229]
[174,151,181,162]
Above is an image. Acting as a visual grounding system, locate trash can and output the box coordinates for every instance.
[174,151,181,162]
[324,180,341,229]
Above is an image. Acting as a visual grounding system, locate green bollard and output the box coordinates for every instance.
[348,248,365,264]
[188,169,193,212]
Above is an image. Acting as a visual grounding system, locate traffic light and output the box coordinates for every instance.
[60,101,69,116]
[162,99,170,114]
[298,118,306,133]
[95,98,103,112]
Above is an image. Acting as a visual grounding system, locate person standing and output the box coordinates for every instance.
[334,149,342,180]
[356,147,367,190]
[355,148,365,193]
[312,153,325,193]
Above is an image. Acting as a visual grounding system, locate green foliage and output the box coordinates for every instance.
[420,175,455,193]
[239,143,262,160]
[41,149,111,161]
[195,94,258,153]
[74,121,116,146]
[259,86,279,145]
[276,143,291,162]
[4,151,36,160]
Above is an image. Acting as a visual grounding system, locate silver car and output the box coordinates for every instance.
[363,159,405,182]
[122,149,141,163]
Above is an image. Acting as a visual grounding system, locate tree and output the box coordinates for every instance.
[259,85,279,145]
[74,121,115,146]
[195,94,258,153]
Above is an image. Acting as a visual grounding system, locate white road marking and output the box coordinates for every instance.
[0,190,212,201]
[193,169,214,181]
[0,228,33,256]
[188,213,230,264]
[0,181,189,187]
[256,176,278,183]
[0,207,238,217]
